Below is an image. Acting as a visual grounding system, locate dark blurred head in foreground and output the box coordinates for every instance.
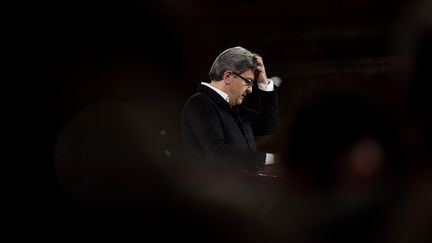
[282,94,402,196]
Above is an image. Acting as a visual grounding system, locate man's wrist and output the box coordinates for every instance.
[258,79,274,91]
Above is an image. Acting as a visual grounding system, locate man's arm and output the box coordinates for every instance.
[251,54,279,135]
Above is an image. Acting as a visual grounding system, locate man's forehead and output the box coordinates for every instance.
[241,69,255,77]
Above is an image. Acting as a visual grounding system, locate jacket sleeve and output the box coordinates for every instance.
[249,87,279,136]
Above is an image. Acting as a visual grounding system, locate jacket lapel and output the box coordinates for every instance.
[197,84,232,113]
[197,84,256,151]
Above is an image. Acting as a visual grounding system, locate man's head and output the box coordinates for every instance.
[209,46,259,106]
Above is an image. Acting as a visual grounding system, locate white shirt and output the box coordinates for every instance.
[201,80,276,165]
[201,79,274,101]
[201,82,230,103]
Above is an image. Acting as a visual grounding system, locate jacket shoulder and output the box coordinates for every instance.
[184,92,214,107]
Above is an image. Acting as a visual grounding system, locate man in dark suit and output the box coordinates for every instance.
[181,46,279,173]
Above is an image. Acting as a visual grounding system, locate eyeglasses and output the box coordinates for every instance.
[231,71,254,87]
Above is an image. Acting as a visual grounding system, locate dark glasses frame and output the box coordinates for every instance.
[231,71,254,87]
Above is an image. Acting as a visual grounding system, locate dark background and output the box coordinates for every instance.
[23,0,431,236]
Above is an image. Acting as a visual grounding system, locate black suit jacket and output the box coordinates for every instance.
[181,83,279,172]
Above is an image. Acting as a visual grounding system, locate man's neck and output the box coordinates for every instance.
[210,81,233,105]
[210,81,226,92]
[202,81,230,104]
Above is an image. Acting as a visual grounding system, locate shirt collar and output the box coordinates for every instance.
[201,82,229,103]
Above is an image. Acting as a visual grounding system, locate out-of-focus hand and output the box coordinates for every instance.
[265,153,280,166]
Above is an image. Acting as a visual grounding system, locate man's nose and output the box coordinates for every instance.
[247,85,253,93]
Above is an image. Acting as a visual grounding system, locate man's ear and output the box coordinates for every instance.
[222,71,232,85]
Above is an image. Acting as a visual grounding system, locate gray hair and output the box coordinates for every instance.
[209,46,258,81]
